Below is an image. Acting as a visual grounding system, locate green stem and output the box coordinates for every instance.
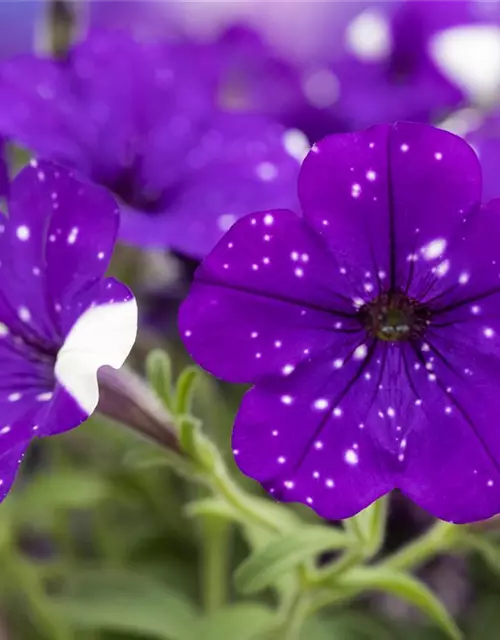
[381,520,458,572]
[201,518,231,613]
[278,590,310,640]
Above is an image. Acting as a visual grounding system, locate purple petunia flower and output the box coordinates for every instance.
[180,122,500,524]
[0,29,305,258]
[200,24,345,143]
[0,159,137,501]
[466,113,500,203]
[329,1,467,128]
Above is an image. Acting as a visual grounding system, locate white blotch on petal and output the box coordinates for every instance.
[55,298,138,414]
[459,272,470,284]
[333,407,342,417]
[325,478,335,488]
[16,225,30,241]
[0,323,8,337]
[263,214,274,226]
[333,358,344,369]
[0,426,10,435]
[8,393,21,402]
[366,170,377,181]
[281,395,293,405]
[435,152,443,160]
[484,327,495,338]
[282,364,294,376]
[401,143,409,152]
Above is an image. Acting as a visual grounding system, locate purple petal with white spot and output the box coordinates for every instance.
[179,209,361,383]
[299,123,481,297]
[0,161,136,503]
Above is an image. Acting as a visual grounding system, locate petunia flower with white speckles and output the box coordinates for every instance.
[0,29,304,259]
[0,159,137,501]
[181,122,500,524]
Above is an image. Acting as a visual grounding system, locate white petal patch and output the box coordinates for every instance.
[430,26,500,103]
[54,299,138,414]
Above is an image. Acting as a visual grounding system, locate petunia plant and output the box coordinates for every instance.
[180,122,500,525]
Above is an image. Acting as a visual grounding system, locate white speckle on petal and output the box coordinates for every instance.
[0,323,8,337]
[0,426,10,435]
[344,449,359,465]
[67,226,79,244]
[277,456,286,464]
[354,344,367,360]
[333,407,342,417]
[366,170,376,181]
[281,395,293,405]
[257,163,278,182]
[484,327,494,338]
[263,213,274,225]
[8,393,21,402]
[325,478,335,488]
[422,238,447,260]
[435,152,443,160]
[295,267,304,277]
[282,364,294,376]
[36,392,53,401]
[18,307,31,322]
[313,398,329,411]
[401,143,409,152]
[314,440,324,450]
[435,259,450,277]
[459,272,469,284]
[16,225,30,241]
[351,183,362,198]
[333,358,344,369]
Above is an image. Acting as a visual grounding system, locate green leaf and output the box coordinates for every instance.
[460,534,500,575]
[338,568,462,640]
[146,349,173,411]
[53,570,198,640]
[14,471,109,520]
[175,366,200,415]
[192,604,275,640]
[345,496,388,557]
[235,526,348,594]
[302,612,398,640]
[179,416,220,473]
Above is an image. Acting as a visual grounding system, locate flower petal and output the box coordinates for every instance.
[232,345,399,520]
[55,278,137,416]
[298,123,482,292]
[396,331,500,523]
[0,161,120,345]
[120,115,303,256]
[180,209,363,384]
[0,443,29,502]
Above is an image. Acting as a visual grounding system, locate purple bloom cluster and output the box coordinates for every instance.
[181,122,500,524]
[0,30,304,259]
[0,160,136,500]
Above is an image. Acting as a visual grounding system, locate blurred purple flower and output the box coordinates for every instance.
[0,141,8,198]
[181,122,500,524]
[330,1,466,127]
[0,30,304,258]
[466,113,500,202]
[0,0,40,58]
[202,24,345,143]
[0,159,137,501]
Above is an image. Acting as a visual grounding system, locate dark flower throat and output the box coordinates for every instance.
[359,291,431,342]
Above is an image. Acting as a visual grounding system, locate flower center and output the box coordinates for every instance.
[358,291,431,342]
